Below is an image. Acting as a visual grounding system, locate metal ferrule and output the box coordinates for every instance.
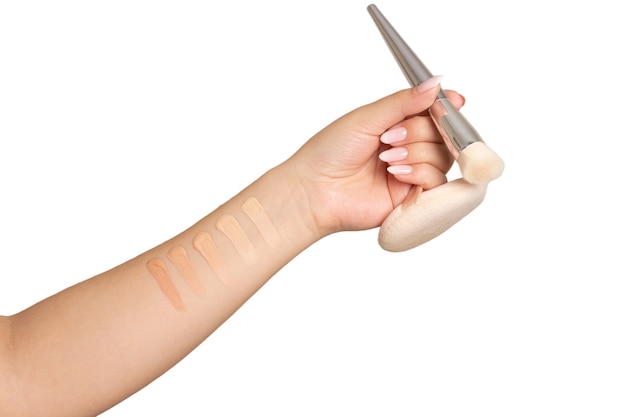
[429,97,484,159]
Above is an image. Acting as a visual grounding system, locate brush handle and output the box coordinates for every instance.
[429,96,479,160]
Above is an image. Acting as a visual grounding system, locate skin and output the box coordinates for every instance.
[0,81,463,417]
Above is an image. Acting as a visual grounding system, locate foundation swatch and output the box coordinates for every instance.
[216,215,258,264]
[146,257,185,312]
[192,231,230,285]
[242,197,281,248]
[167,246,206,297]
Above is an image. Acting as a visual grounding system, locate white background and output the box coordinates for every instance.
[1,1,625,416]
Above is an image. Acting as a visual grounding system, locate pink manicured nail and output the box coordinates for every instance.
[416,75,443,93]
[379,147,408,163]
[380,126,407,144]
[387,165,413,175]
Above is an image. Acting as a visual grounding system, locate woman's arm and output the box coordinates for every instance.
[0,80,463,417]
[2,163,317,417]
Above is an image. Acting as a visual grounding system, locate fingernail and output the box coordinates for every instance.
[379,147,408,163]
[380,126,407,144]
[387,165,413,175]
[416,75,443,93]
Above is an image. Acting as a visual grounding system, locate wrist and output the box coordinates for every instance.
[247,162,323,253]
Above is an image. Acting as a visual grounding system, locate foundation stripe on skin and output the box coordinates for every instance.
[216,214,258,265]
[192,231,231,285]
[146,257,186,312]
[167,246,206,297]
[242,197,281,248]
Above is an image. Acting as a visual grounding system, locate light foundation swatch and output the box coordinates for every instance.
[242,197,281,248]
[216,215,258,264]
[192,231,231,285]
[145,199,278,311]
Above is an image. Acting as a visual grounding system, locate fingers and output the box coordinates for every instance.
[444,90,465,110]
[381,141,453,169]
[379,118,453,190]
[378,89,466,190]
[386,162,449,190]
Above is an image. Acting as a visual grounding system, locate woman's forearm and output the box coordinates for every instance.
[0,81,458,416]
[2,162,318,417]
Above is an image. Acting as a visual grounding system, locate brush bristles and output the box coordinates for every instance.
[457,142,505,184]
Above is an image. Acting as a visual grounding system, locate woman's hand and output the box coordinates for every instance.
[287,76,465,236]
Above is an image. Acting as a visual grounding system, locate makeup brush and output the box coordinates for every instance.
[367,4,504,184]
[367,4,503,251]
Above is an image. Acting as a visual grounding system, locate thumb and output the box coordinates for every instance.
[347,75,443,135]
